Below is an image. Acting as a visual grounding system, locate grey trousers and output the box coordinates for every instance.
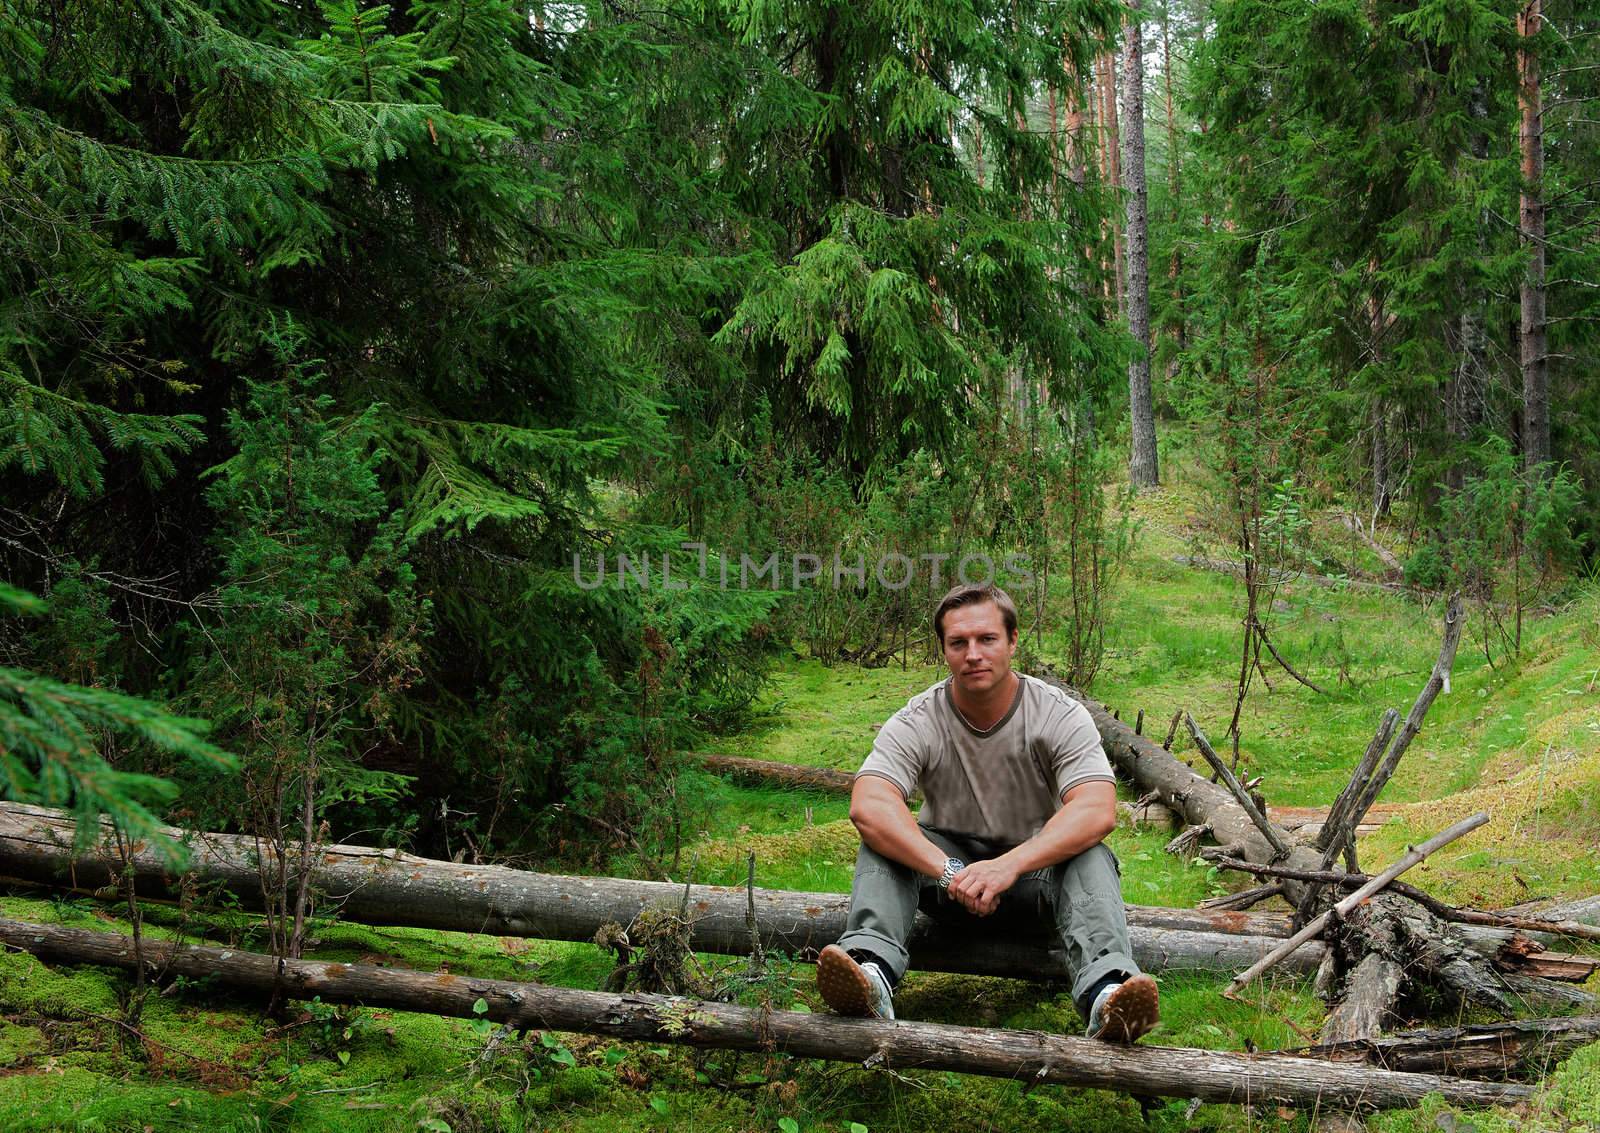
[834,826,1140,1017]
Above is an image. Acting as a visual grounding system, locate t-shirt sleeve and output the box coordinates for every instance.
[1049,697,1115,800]
[856,708,927,799]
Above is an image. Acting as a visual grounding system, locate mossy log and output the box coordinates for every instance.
[0,802,1321,978]
[0,917,1534,1110]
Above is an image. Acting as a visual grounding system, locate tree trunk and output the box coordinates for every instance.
[1161,0,1185,386]
[1321,953,1404,1044]
[1368,275,1395,518]
[1303,1015,1600,1078]
[1446,83,1492,493]
[1372,401,1393,518]
[1519,0,1549,472]
[0,917,1534,1109]
[0,802,1323,979]
[1122,0,1160,490]
[1100,45,1125,315]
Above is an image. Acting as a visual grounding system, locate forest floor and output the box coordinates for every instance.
[2,474,1598,1132]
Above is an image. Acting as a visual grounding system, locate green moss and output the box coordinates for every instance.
[0,1067,267,1132]
[0,946,122,1018]
[0,1018,44,1067]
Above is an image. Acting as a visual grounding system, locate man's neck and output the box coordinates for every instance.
[950,671,1021,732]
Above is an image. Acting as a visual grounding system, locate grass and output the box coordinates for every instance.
[699,658,947,772]
[2,477,1597,1131]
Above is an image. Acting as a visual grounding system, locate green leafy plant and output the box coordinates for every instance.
[304,995,371,1065]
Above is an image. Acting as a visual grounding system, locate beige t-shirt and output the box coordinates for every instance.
[857,674,1113,845]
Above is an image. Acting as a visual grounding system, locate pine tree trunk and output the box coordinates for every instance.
[1122,2,1159,490]
[1102,47,1126,317]
[1067,57,1086,187]
[1161,2,1185,384]
[1519,0,1549,472]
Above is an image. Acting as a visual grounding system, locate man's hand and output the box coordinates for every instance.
[946,781,1119,916]
[947,858,1019,916]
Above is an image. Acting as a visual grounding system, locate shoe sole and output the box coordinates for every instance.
[817,945,880,1017]
[1091,973,1159,1043]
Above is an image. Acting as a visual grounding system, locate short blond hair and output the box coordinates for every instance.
[933,582,1018,644]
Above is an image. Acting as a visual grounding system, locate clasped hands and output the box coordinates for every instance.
[944,858,1019,917]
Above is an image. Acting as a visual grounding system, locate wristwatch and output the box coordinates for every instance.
[936,857,965,890]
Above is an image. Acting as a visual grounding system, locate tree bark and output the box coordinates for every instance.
[1303,1015,1600,1078]
[1321,953,1404,1045]
[1519,0,1549,471]
[1122,0,1160,490]
[1372,401,1393,518]
[0,917,1534,1109]
[0,802,1322,979]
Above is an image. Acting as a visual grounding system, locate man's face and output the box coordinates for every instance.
[940,601,1017,697]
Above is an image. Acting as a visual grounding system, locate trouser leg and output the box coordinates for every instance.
[834,827,972,984]
[1036,841,1140,1017]
[836,830,1137,1014]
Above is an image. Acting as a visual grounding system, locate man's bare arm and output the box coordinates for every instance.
[849,774,949,879]
[947,780,1118,915]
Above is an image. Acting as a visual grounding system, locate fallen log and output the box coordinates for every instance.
[1226,813,1491,996]
[0,917,1533,1110]
[0,802,1321,979]
[693,745,1395,844]
[1517,895,1600,924]
[1297,1015,1600,1078]
[695,750,1393,842]
[696,754,859,794]
[1321,953,1404,1045]
[1056,681,1291,867]
[1212,857,1600,966]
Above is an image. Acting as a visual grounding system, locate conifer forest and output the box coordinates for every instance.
[1,1,1598,1130]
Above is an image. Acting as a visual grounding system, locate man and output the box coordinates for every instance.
[816,582,1159,1042]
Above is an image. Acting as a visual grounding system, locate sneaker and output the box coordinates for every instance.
[817,945,895,1020]
[1086,973,1159,1043]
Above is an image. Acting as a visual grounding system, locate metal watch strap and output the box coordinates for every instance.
[937,857,965,890]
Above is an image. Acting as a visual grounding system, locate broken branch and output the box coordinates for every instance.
[1184,714,1292,861]
[1225,812,1490,997]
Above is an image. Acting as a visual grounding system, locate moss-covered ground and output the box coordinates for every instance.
[2,479,1597,1131]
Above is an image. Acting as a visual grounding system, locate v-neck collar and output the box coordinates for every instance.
[945,674,1024,738]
